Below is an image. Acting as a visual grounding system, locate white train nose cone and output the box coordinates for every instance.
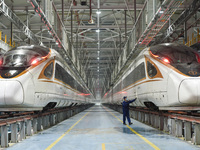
[0,81,6,105]
[4,80,24,105]
[178,79,200,104]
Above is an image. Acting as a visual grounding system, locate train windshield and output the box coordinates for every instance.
[2,45,49,67]
[3,51,40,67]
[0,45,50,78]
[150,43,200,77]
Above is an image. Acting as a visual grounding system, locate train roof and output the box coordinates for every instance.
[149,43,194,53]
[190,42,200,52]
[9,45,50,56]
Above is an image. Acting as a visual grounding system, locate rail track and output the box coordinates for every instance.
[0,104,94,148]
[104,104,200,145]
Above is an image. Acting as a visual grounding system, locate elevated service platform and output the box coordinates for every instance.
[6,105,200,150]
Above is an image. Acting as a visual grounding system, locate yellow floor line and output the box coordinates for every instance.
[103,107,160,150]
[102,143,106,150]
[45,110,91,150]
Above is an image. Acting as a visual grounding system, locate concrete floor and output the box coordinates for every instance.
[6,105,200,150]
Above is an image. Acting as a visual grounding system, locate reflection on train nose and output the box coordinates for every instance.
[5,80,24,105]
[178,79,200,104]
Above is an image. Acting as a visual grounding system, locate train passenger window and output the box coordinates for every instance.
[44,62,53,78]
[55,63,85,93]
[62,70,75,88]
[134,63,146,82]
[55,63,75,88]
[147,61,157,78]
[122,63,146,90]
[114,82,122,94]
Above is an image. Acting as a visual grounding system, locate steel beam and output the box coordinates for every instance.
[160,0,200,43]
[123,0,134,23]
[11,4,144,11]
[65,25,134,29]
[53,5,144,11]
[30,0,94,98]
[0,0,40,44]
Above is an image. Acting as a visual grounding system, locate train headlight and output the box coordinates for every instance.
[0,58,3,66]
[30,57,43,65]
[150,51,171,64]
[162,58,170,64]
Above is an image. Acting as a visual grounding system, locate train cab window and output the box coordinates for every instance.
[147,61,157,78]
[44,62,53,78]
[134,63,146,82]
[55,63,63,81]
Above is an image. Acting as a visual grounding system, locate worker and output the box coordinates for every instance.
[122,96,137,125]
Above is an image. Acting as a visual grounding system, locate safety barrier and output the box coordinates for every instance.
[0,104,93,148]
[184,28,200,46]
[0,30,15,48]
[104,104,200,145]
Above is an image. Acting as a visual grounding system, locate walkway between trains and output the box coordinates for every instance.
[7,105,200,150]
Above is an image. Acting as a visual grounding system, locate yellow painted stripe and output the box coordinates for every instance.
[102,143,106,150]
[45,110,91,150]
[104,107,160,150]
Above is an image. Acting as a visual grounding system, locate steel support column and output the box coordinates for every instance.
[10,22,12,45]
[19,121,25,141]
[11,123,18,143]
[194,124,200,145]
[62,0,64,22]
[33,118,37,134]
[184,121,191,141]
[1,125,8,147]
[26,120,32,136]
[134,0,136,23]
[125,10,127,41]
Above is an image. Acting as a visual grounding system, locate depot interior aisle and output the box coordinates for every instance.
[6,105,200,150]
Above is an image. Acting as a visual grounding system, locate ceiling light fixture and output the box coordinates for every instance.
[96,29,100,33]
[96,11,101,14]
[159,10,164,13]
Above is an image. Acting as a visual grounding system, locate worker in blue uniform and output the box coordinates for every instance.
[122,96,137,125]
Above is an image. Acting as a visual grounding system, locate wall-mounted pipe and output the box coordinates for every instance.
[90,0,92,21]
[88,0,94,23]
[134,0,136,23]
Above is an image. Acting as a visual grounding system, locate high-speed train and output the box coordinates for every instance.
[103,43,200,111]
[0,45,92,111]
